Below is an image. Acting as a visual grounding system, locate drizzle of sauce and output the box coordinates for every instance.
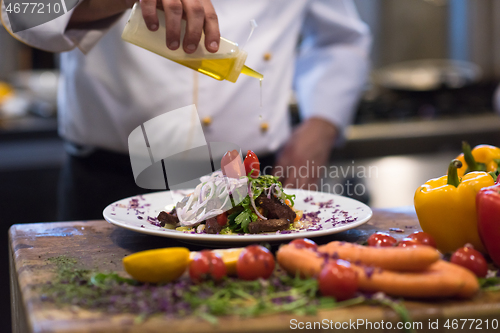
[260,78,263,109]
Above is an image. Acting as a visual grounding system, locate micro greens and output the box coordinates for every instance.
[247,174,296,206]
[367,294,415,333]
[41,256,413,328]
[227,175,296,233]
[478,276,500,291]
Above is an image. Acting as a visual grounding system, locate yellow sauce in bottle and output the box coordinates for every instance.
[176,58,234,80]
[175,58,263,81]
[122,4,263,83]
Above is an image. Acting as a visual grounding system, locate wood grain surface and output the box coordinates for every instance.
[9,207,500,333]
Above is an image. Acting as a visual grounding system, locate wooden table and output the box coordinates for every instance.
[9,207,500,333]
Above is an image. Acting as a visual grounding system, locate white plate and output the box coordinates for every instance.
[103,189,372,244]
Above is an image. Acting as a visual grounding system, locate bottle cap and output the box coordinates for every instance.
[225,50,248,83]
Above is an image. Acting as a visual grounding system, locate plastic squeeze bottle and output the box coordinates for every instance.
[122,3,263,83]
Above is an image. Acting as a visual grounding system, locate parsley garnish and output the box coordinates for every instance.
[227,175,295,232]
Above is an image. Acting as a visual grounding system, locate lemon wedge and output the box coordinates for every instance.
[123,247,190,283]
[189,247,243,276]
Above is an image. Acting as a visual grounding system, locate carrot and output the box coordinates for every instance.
[276,244,479,299]
[351,261,479,299]
[318,241,440,271]
[277,244,322,279]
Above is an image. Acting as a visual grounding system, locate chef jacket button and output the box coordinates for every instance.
[263,52,272,61]
[202,116,212,126]
[260,122,269,133]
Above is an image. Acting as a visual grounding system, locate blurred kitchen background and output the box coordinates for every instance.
[2,0,500,329]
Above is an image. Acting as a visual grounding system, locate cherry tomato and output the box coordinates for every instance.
[290,238,318,250]
[450,246,488,278]
[237,245,275,280]
[367,232,397,247]
[221,150,244,179]
[318,260,358,301]
[189,250,227,283]
[216,212,228,227]
[406,231,437,248]
[397,238,422,248]
[243,150,260,178]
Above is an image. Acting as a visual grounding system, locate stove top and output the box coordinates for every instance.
[354,82,498,124]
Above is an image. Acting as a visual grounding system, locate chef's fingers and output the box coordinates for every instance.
[140,0,160,31]
[162,0,183,50]
[201,0,219,53]
[182,0,205,53]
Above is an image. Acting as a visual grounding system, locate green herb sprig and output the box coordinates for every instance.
[247,174,296,206]
[479,275,500,291]
[227,174,296,233]
[367,294,415,333]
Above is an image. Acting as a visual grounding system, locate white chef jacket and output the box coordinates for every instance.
[1,0,371,156]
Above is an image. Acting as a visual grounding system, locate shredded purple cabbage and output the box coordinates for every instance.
[303,196,314,203]
[364,266,375,278]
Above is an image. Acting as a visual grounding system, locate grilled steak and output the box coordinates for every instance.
[157,211,179,227]
[201,197,225,234]
[248,218,290,234]
[255,194,296,222]
[205,217,222,234]
[168,206,177,217]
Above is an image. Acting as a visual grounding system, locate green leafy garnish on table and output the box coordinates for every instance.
[41,256,413,329]
[479,275,500,291]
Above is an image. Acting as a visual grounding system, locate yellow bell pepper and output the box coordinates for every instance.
[415,159,494,253]
[456,142,500,178]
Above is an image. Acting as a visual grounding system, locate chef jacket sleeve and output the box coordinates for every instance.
[0,0,121,54]
[293,0,371,140]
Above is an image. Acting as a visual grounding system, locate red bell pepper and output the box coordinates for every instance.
[477,175,500,266]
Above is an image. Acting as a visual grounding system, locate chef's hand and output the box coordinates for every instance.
[274,118,338,189]
[68,0,220,54]
[141,0,219,54]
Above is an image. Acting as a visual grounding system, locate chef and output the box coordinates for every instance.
[1,0,371,220]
